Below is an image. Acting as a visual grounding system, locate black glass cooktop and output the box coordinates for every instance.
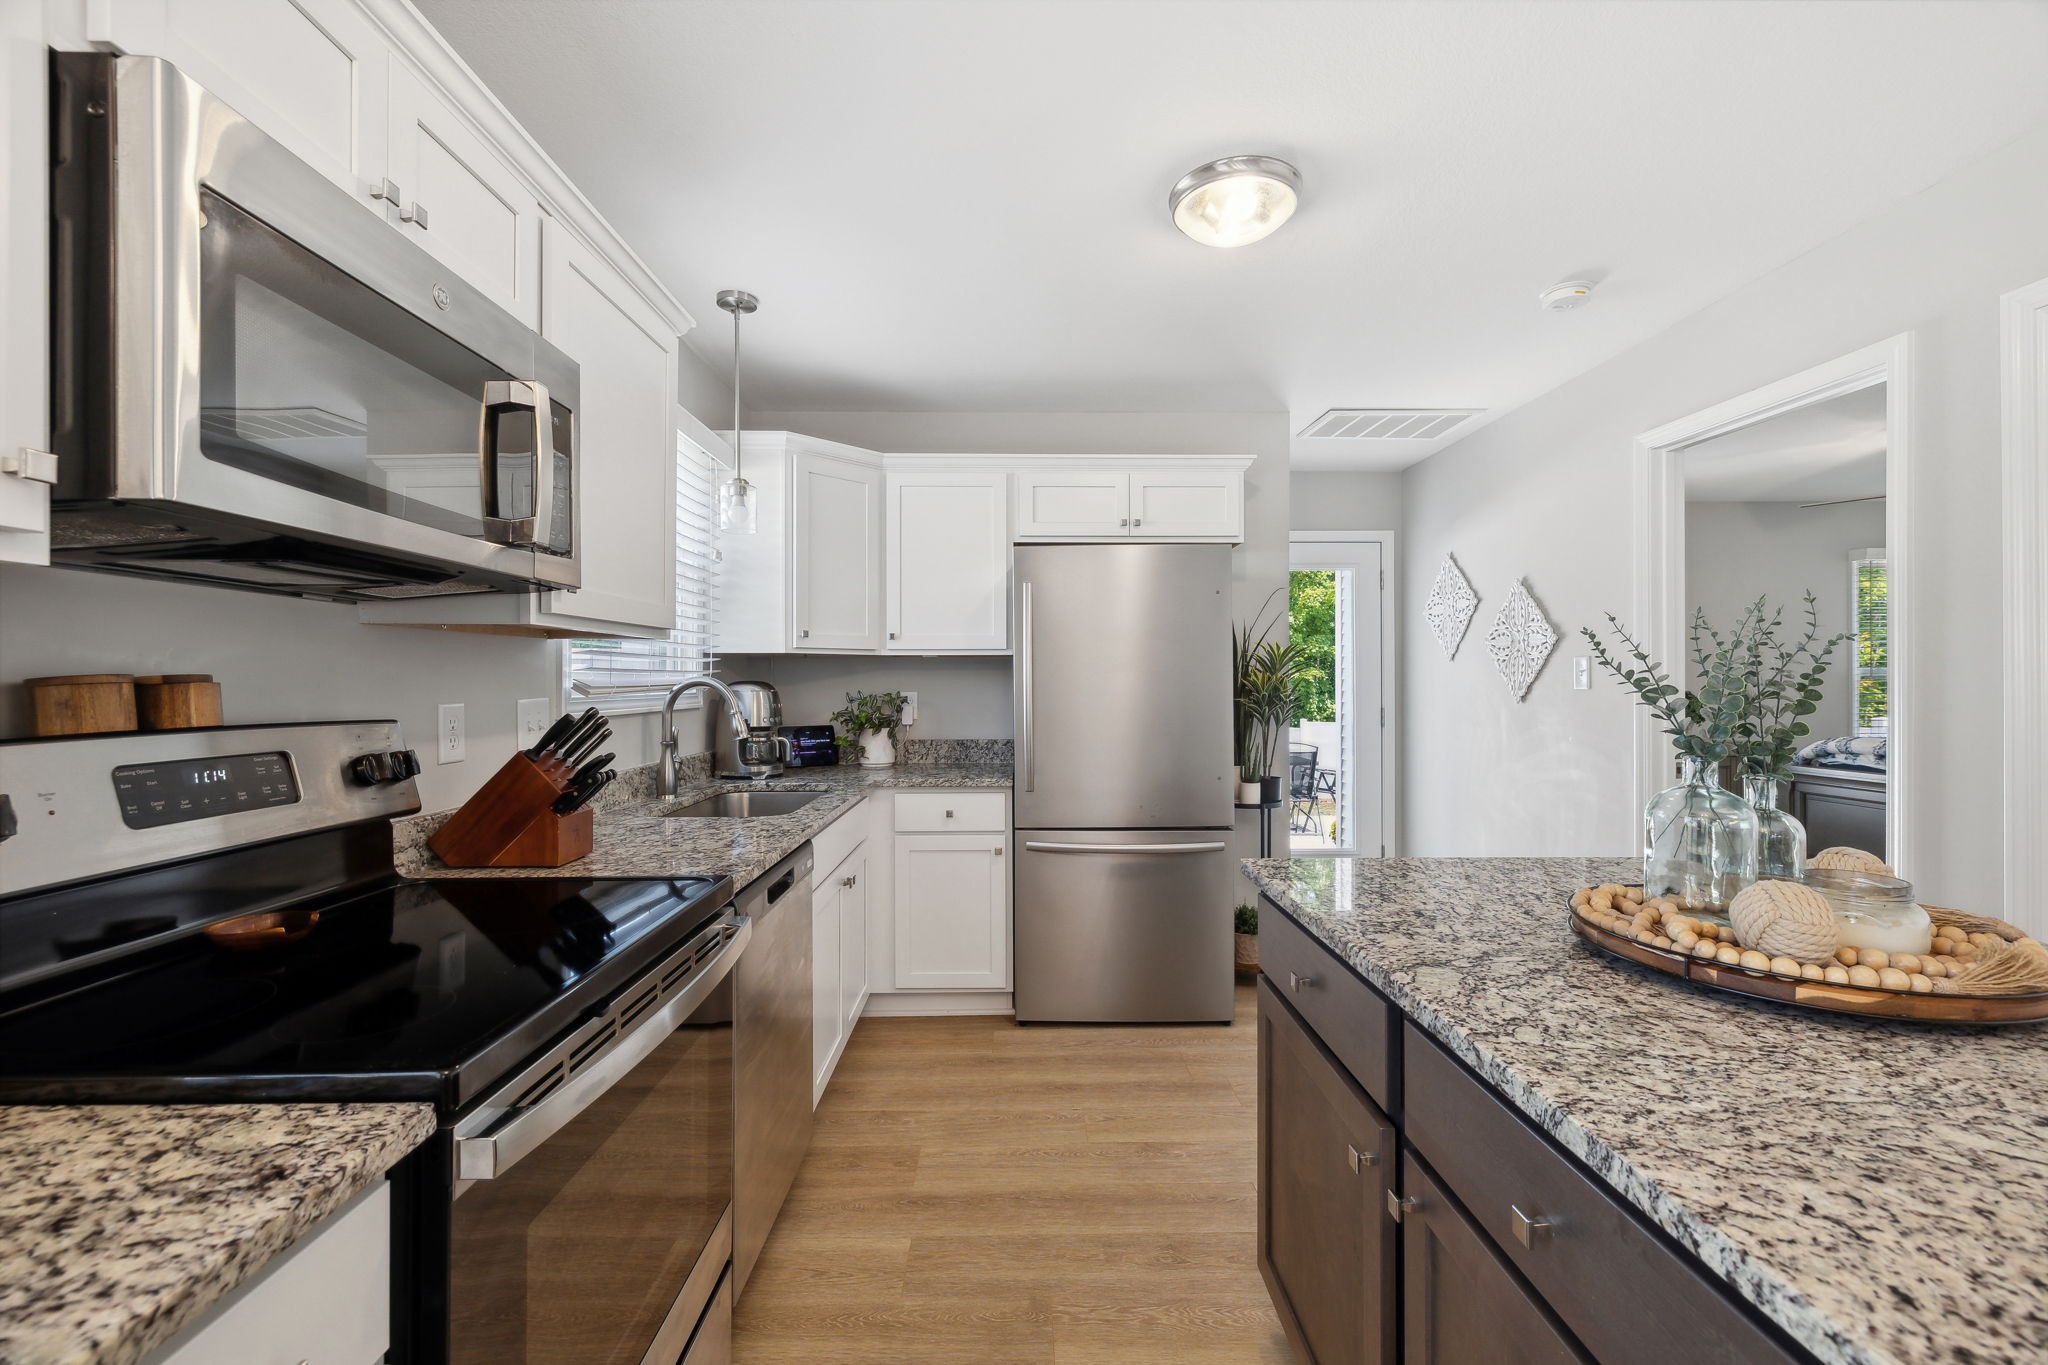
[0,875,728,1113]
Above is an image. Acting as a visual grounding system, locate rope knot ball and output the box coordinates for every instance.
[1730,880,1840,964]
[1809,846,1893,875]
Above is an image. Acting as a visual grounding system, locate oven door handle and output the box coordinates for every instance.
[478,378,556,550]
[456,911,750,1182]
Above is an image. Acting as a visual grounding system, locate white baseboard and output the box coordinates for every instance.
[861,989,1015,1018]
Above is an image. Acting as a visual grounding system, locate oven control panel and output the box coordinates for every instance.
[111,751,300,829]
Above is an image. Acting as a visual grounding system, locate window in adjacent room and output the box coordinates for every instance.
[1851,549,1888,738]
[565,425,722,710]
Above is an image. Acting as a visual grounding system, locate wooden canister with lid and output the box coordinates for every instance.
[134,675,225,730]
[25,674,139,735]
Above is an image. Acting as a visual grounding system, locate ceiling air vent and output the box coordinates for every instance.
[1297,409,1483,441]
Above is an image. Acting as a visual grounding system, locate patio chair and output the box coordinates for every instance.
[1288,744,1319,833]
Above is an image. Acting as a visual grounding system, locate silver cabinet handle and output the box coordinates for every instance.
[945,809,954,818]
[1023,841,1228,855]
[799,628,811,639]
[1289,971,1315,992]
[1347,1144,1379,1172]
[993,845,1002,857]
[402,200,430,229]
[888,631,897,640]
[1119,517,1130,527]
[456,913,750,1180]
[841,875,854,888]
[369,176,402,205]
[0,448,57,485]
[1510,1204,1558,1248]
[1018,580,1035,793]
[1132,517,1142,528]
[1387,1191,1417,1222]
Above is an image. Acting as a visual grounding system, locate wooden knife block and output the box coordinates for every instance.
[429,752,596,869]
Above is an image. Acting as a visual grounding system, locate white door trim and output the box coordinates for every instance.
[2002,280,2048,936]
[1291,530,1397,857]
[1631,333,1912,873]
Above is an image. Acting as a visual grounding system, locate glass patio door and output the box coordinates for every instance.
[1287,538,1385,856]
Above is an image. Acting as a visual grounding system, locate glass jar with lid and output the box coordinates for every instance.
[1803,868,1931,955]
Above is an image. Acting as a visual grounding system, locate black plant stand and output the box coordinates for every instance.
[1236,799,1282,858]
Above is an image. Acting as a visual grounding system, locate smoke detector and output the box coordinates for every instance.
[1539,279,1595,312]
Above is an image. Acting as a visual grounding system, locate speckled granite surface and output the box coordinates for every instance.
[0,1103,435,1365]
[400,760,1010,884]
[901,738,1012,765]
[1242,856,2048,1365]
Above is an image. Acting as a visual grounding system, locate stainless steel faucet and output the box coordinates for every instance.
[659,677,750,797]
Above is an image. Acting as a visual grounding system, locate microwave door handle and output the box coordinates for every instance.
[478,379,554,548]
[455,912,751,1182]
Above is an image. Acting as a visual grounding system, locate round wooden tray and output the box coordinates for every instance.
[1568,899,2048,1025]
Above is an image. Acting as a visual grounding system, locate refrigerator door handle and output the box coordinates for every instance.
[1022,841,1229,855]
[1018,580,1035,793]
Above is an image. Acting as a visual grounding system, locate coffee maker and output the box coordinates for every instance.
[715,680,792,778]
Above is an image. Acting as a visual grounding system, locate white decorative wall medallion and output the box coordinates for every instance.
[1486,578,1559,701]
[1424,554,1479,659]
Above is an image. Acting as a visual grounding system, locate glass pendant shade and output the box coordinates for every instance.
[716,475,756,535]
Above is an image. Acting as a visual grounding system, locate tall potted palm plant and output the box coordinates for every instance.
[1233,591,1310,805]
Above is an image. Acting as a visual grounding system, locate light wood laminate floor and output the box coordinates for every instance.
[734,980,1292,1364]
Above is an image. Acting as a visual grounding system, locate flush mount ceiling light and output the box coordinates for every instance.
[1168,155,1301,248]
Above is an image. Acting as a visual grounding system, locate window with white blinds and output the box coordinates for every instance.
[566,426,720,707]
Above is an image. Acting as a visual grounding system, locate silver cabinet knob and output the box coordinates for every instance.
[402,200,430,229]
[993,845,1003,857]
[889,631,897,639]
[1510,1204,1557,1248]
[1132,517,1142,528]
[945,809,954,818]
[1387,1191,1417,1222]
[369,177,402,205]
[1119,517,1130,527]
[799,628,810,639]
[1347,1144,1379,1172]
[1289,971,1315,992]
[842,875,855,888]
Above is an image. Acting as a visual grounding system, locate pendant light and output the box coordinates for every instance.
[715,289,760,534]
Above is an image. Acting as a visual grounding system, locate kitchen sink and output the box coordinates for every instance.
[662,790,824,819]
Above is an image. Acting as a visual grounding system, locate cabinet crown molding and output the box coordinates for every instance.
[882,452,1255,470]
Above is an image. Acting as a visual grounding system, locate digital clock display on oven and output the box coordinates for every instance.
[111,751,300,829]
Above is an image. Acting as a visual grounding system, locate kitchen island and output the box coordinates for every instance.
[1243,855,2048,1365]
[0,1102,434,1365]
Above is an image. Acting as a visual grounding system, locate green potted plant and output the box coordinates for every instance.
[1234,903,1259,973]
[830,690,910,768]
[1731,592,1848,879]
[1234,592,1310,805]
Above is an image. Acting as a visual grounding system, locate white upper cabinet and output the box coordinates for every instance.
[1014,469,1130,538]
[792,451,885,650]
[101,0,391,202]
[384,63,541,327]
[1013,462,1247,542]
[886,468,1008,651]
[531,221,677,634]
[1129,467,1243,539]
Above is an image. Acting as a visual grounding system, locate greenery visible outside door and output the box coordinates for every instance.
[1289,569,1342,849]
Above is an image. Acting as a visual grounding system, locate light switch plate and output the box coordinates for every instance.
[517,697,550,750]
[438,703,466,764]
[902,691,918,726]
[1573,657,1591,690]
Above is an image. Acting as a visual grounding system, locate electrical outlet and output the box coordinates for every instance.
[517,698,550,750]
[438,703,466,765]
[902,691,918,726]
[1573,657,1591,690]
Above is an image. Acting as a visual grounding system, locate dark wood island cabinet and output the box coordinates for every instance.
[1256,899,1808,1365]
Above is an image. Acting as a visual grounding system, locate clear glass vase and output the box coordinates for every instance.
[1744,774,1807,881]
[1643,756,1759,920]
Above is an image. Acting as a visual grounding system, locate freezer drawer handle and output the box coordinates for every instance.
[1021,841,1228,855]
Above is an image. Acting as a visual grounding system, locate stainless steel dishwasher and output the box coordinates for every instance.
[732,843,815,1296]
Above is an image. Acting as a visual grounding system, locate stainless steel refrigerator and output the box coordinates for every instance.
[1012,543,1235,1023]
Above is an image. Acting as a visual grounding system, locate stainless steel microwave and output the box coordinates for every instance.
[47,52,579,603]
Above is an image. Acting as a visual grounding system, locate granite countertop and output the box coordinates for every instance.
[0,1102,435,1365]
[1242,856,2048,1365]
[399,757,1013,886]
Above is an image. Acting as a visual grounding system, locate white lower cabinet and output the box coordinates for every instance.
[148,1182,390,1365]
[893,831,1010,991]
[812,812,872,1105]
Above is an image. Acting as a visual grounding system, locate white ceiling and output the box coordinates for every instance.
[417,0,2048,471]
[1682,384,1887,503]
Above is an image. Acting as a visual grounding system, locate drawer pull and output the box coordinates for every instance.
[945,809,954,818]
[1510,1204,1558,1248]
[1289,971,1315,993]
[1347,1144,1379,1172]
[1386,1191,1417,1223]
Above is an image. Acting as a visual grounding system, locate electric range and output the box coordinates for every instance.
[0,722,744,1365]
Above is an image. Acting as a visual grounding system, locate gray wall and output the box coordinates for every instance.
[0,351,739,813]
[725,653,1013,738]
[1684,499,1886,744]
[1291,471,1403,532]
[1398,122,2047,913]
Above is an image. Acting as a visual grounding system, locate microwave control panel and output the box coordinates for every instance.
[111,752,300,829]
